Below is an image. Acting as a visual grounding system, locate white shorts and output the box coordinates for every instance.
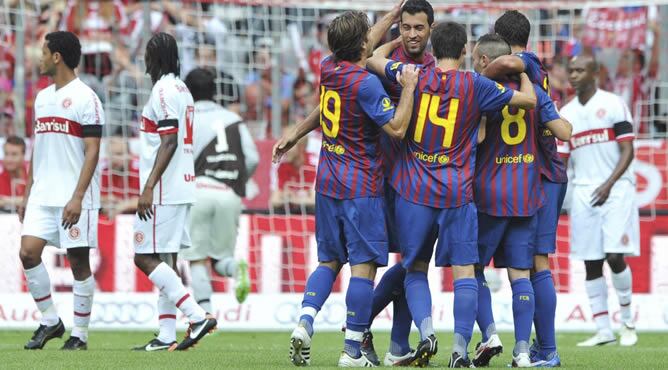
[133,204,192,254]
[180,181,242,261]
[21,204,99,249]
[569,180,640,261]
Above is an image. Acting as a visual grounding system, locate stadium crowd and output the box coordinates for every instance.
[0,0,664,215]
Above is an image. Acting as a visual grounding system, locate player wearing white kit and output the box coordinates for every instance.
[560,55,639,347]
[131,33,216,352]
[19,31,103,351]
[180,68,257,311]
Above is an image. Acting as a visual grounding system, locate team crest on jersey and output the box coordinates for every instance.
[495,82,506,92]
[382,97,394,112]
[68,226,81,240]
[438,155,450,164]
[621,233,629,246]
[134,231,145,245]
[62,98,72,109]
[597,108,606,118]
[523,153,535,163]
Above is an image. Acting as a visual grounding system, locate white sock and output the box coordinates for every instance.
[611,266,633,324]
[71,276,95,342]
[214,258,236,278]
[148,262,206,322]
[24,263,59,326]
[190,263,213,313]
[585,277,612,335]
[157,291,177,343]
[299,306,318,321]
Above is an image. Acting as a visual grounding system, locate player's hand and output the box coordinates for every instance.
[17,196,28,223]
[62,197,82,230]
[397,63,419,90]
[272,135,295,164]
[137,187,154,221]
[389,0,405,23]
[591,182,613,207]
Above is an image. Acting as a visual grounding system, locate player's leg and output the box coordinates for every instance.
[338,196,388,367]
[578,259,616,346]
[394,195,438,366]
[472,212,505,367]
[133,205,215,351]
[134,252,179,351]
[209,190,248,303]
[601,182,639,346]
[20,205,64,350]
[530,180,564,365]
[291,193,342,366]
[437,204,479,368]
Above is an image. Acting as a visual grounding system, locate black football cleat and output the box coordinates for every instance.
[410,334,438,367]
[61,336,88,350]
[24,319,65,350]
[360,330,380,366]
[448,352,472,368]
[173,315,217,351]
[132,337,177,352]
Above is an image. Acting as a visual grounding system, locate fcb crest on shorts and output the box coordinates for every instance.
[68,226,81,240]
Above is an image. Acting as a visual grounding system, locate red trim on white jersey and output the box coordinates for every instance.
[141,116,158,133]
[34,116,83,137]
[569,128,635,151]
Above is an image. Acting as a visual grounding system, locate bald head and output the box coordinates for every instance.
[570,54,598,73]
[568,54,598,94]
[472,33,511,73]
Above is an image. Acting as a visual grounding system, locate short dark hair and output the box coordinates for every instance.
[45,31,81,70]
[431,21,467,60]
[145,32,180,84]
[4,135,26,153]
[185,67,215,102]
[327,11,370,62]
[402,0,434,25]
[494,10,530,47]
[476,33,511,61]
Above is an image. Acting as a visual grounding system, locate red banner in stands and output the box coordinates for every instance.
[582,7,647,49]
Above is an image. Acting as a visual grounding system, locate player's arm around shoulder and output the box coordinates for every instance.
[482,54,525,80]
[507,72,536,110]
[536,87,572,141]
[378,65,419,139]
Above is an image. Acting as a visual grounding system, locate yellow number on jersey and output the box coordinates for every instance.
[320,86,341,138]
[413,93,460,147]
[500,106,527,145]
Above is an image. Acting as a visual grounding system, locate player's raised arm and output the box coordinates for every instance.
[507,72,537,110]
[373,37,403,59]
[367,0,404,52]
[272,106,320,163]
[62,93,104,230]
[482,54,524,80]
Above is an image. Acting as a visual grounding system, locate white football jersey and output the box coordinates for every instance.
[560,89,635,186]
[139,73,196,205]
[31,78,104,208]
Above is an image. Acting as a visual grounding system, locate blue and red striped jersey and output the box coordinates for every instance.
[384,61,513,208]
[517,51,567,184]
[475,82,560,216]
[380,46,437,177]
[315,56,396,199]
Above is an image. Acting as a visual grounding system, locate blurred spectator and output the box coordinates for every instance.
[271,138,316,213]
[291,70,318,123]
[100,136,140,219]
[612,22,659,131]
[0,136,27,212]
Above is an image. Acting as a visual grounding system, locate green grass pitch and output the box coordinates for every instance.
[0,331,666,369]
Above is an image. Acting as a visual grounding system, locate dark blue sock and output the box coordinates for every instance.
[371,263,406,322]
[390,291,412,356]
[531,270,557,358]
[475,270,495,343]
[404,271,433,340]
[344,277,374,357]
[373,263,411,356]
[511,278,535,355]
[300,265,337,336]
[453,278,478,356]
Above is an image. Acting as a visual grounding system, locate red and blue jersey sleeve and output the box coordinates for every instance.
[537,87,560,124]
[516,52,550,93]
[472,74,514,113]
[358,74,395,127]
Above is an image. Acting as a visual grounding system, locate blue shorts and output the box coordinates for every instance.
[384,181,400,253]
[395,195,478,268]
[315,193,389,266]
[535,180,567,255]
[478,212,537,269]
